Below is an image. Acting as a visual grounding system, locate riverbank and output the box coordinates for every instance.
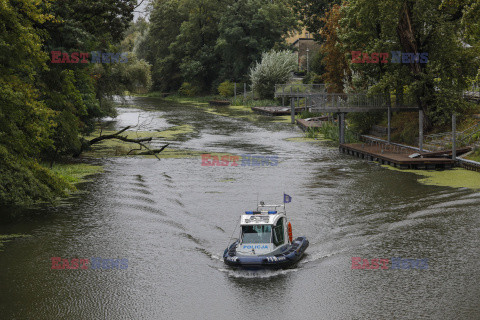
[466,149,480,162]
[47,162,104,184]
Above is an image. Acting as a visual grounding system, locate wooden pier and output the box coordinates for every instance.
[296,117,328,131]
[251,106,306,116]
[340,143,457,169]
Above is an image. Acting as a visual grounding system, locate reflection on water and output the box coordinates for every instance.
[0,97,479,319]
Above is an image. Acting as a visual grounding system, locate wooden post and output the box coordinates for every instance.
[282,86,285,107]
[387,105,391,144]
[244,83,246,99]
[291,94,295,124]
[419,109,424,152]
[452,113,457,161]
[290,86,292,109]
[339,113,345,144]
[296,88,300,110]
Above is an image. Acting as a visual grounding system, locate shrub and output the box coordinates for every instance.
[249,50,297,99]
[218,80,235,97]
[0,145,73,206]
[303,72,323,84]
[316,121,358,143]
[178,82,200,96]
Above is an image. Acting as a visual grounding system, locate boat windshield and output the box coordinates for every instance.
[241,225,272,243]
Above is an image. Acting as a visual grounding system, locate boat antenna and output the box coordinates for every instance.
[226,215,241,250]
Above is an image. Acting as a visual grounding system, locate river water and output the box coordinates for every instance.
[0,97,479,319]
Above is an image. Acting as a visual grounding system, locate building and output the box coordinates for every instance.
[286,29,321,71]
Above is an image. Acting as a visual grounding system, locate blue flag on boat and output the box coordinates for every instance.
[283,193,292,203]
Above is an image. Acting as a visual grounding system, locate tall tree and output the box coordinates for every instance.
[170,0,227,91]
[0,0,71,206]
[216,0,297,82]
[338,0,479,127]
[320,4,350,93]
[291,0,340,40]
[136,0,187,91]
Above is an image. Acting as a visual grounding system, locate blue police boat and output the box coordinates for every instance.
[223,202,309,269]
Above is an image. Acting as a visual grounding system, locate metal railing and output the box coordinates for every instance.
[310,92,408,110]
[276,83,417,111]
[359,135,422,154]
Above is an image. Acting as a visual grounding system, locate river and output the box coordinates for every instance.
[0,97,479,319]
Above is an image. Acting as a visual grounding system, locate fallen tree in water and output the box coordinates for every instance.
[77,126,169,160]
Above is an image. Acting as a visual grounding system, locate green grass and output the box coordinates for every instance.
[305,122,359,143]
[467,149,480,162]
[230,97,278,107]
[48,163,104,184]
[297,110,324,119]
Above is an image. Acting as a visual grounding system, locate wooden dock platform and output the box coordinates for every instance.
[296,117,328,131]
[251,106,306,116]
[340,143,456,169]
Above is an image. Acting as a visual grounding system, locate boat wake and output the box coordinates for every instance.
[218,267,299,279]
[195,247,223,261]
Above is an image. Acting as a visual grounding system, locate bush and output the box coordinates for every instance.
[217,80,235,97]
[297,110,324,119]
[303,72,323,84]
[178,82,201,97]
[250,50,297,99]
[316,121,358,143]
[0,145,73,206]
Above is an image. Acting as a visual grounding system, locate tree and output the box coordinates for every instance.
[249,50,297,99]
[0,0,69,206]
[136,0,187,91]
[39,0,142,162]
[171,0,227,92]
[320,4,351,93]
[215,0,297,83]
[291,0,340,40]
[338,0,479,127]
[1,0,142,206]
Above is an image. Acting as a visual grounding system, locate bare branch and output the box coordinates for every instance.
[80,126,169,161]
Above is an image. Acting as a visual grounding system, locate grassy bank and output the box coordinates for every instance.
[466,149,480,162]
[48,163,104,184]
[304,122,359,143]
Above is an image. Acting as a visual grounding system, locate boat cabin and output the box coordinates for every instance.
[237,208,289,254]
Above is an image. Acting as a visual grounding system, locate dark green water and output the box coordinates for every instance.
[0,97,479,319]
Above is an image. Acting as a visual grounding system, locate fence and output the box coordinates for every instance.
[231,82,255,101]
